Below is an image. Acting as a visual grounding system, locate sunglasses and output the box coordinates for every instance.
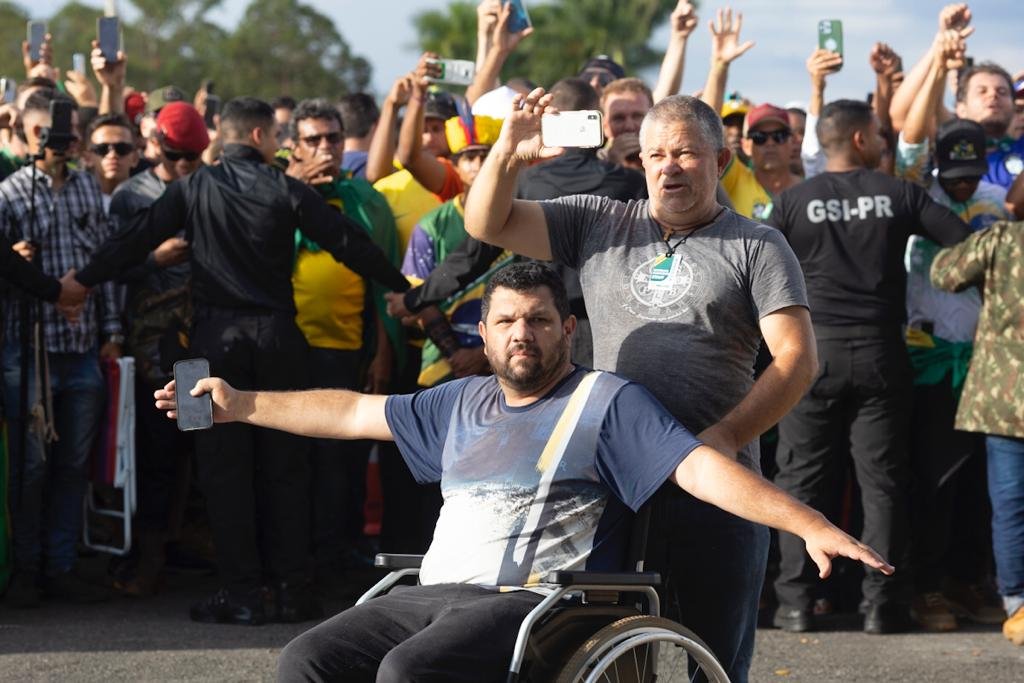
[300,132,342,147]
[90,142,135,157]
[748,129,791,145]
[162,147,201,162]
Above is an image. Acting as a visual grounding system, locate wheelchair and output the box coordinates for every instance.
[356,507,730,683]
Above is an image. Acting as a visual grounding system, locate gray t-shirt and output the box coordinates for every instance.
[543,196,808,470]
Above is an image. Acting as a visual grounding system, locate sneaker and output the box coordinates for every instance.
[190,587,266,626]
[911,592,957,632]
[4,572,41,609]
[945,580,1007,625]
[1004,606,1024,646]
[272,581,324,623]
[44,570,112,603]
[864,602,914,634]
[773,606,815,632]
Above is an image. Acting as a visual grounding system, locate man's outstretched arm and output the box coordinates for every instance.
[154,378,394,442]
[673,444,894,579]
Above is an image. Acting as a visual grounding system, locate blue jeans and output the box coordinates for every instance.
[3,341,105,576]
[986,435,1024,615]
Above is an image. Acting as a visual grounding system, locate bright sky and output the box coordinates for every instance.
[26,0,1024,107]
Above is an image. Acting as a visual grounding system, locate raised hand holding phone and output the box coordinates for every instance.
[172,359,214,431]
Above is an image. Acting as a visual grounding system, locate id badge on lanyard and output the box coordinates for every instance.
[648,253,681,291]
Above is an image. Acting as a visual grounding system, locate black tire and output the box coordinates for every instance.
[555,615,730,683]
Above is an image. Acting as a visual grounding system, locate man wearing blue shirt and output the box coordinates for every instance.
[156,263,891,682]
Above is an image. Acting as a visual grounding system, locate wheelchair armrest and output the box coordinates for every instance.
[374,554,424,569]
[544,571,661,587]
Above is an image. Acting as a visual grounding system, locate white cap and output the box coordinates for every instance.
[472,86,519,118]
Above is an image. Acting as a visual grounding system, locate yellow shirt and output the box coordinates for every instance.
[373,169,442,254]
[293,248,365,350]
[720,158,773,222]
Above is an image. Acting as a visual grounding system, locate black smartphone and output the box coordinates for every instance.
[1,78,16,104]
[27,21,46,62]
[173,358,213,431]
[204,94,220,129]
[97,16,121,62]
[41,99,75,153]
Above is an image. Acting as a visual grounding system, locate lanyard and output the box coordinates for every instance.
[660,207,725,257]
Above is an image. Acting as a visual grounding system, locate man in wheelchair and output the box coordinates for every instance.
[156,263,893,682]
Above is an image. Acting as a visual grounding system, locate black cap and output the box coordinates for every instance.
[579,55,626,83]
[424,88,458,121]
[936,118,988,180]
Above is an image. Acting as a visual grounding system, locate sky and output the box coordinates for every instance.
[23,0,1024,107]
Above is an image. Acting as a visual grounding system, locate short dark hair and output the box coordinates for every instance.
[220,97,275,140]
[290,98,344,142]
[640,95,724,152]
[506,77,537,93]
[86,113,134,141]
[271,95,297,111]
[23,88,78,116]
[956,62,1014,103]
[17,76,57,95]
[338,93,379,139]
[550,78,600,111]
[481,262,570,322]
[817,99,874,152]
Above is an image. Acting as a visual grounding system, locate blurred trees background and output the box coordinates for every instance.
[0,0,371,100]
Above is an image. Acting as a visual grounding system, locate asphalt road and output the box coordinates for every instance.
[1,564,1021,682]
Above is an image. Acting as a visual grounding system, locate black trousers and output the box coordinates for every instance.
[774,329,913,609]
[135,375,193,533]
[277,584,544,682]
[306,347,369,572]
[909,380,990,591]
[191,308,313,593]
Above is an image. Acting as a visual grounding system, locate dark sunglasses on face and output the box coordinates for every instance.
[748,129,792,145]
[300,132,343,147]
[162,147,200,162]
[90,142,135,157]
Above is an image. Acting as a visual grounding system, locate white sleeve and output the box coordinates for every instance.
[801,113,825,179]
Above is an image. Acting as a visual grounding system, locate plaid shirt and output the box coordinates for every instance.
[0,164,121,353]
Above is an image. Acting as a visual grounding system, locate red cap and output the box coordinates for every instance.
[124,92,146,125]
[156,102,210,153]
[743,103,791,136]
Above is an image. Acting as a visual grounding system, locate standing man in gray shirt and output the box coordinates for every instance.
[464,91,817,682]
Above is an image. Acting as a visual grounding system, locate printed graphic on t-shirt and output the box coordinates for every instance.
[621,253,709,321]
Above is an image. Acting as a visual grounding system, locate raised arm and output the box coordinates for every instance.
[366,74,413,183]
[903,27,971,145]
[889,3,970,133]
[465,1,532,105]
[869,42,903,133]
[463,88,563,260]
[1008,170,1024,219]
[673,444,894,579]
[396,53,449,194]
[700,7,755,116]
[91,39,126,115]
[155,378,393,441]
[652,1,698,103]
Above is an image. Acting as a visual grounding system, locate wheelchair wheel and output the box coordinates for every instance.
[555,615,730,683]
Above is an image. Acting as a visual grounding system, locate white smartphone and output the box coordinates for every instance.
[72,53,86,74]
[427,58,475,87]
[541,110,604,148]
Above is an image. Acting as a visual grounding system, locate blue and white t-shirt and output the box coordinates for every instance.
[384,367,701,588]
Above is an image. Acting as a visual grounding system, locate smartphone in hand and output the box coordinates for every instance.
[97,16,121,62]
[505,0,531,33]
[27,21,46,62]
[541,111,604,149]
[72,53,86,74]
[818,19,843,69]
[427,58,476,87]
[173,359,213,431]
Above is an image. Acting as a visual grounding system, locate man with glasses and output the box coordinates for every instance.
[767,99,971,635]
[721,103,802,222]
[285,97,403,595]
[85,114,139,211]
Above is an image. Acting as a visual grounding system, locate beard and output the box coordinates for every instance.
[490,335,571,393]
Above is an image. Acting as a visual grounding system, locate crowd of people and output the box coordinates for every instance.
[1,1,1023,680]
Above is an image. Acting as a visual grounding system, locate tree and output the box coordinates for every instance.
[224,0,370,101]
[414,0,681,89]
[0,2,31,85]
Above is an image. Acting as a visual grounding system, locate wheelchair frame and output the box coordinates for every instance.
[356,508,731,682]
